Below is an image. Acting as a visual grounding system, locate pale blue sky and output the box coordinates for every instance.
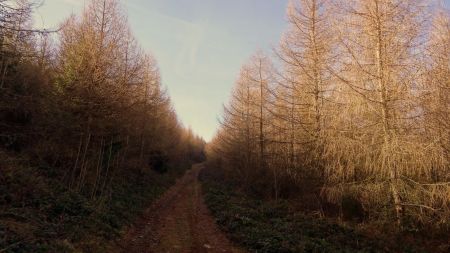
[34,0,289,141]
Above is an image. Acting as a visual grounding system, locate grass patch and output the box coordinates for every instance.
[200,168,431,253]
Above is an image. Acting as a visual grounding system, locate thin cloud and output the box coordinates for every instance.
[174,21,206,76]
[62,0,84,6]
[126,3,208,78]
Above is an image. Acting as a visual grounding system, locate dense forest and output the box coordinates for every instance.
[1,0,449,252]
[207,0,449,245]
[0,0,204,252]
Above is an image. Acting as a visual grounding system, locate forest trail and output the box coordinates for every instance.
[117,164,244,253]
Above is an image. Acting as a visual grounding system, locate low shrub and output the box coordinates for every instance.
[0,153,190,253]
[201,167,435,253]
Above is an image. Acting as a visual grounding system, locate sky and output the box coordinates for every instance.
[34,0,289,141]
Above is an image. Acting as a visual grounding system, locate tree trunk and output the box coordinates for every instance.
[374,2,402,225]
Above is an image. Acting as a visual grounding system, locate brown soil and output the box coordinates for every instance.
[116,164,245,253]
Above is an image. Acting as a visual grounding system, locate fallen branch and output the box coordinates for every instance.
[400,203,439,211]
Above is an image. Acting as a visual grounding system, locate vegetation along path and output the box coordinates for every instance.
[118,164,244,253]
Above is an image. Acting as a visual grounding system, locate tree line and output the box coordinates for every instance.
[208,0,449,229]
[0,0,205,202]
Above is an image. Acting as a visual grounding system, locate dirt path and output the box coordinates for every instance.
[117,164,244,253]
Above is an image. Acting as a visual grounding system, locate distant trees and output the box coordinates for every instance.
[215,53,274,188]
[1,0,205,204]
[210,0,450,229]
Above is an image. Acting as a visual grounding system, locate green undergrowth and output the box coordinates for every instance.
[0,154,190,253]
[200,167,430,253]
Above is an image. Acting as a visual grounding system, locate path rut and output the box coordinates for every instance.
[118,164,244,253]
